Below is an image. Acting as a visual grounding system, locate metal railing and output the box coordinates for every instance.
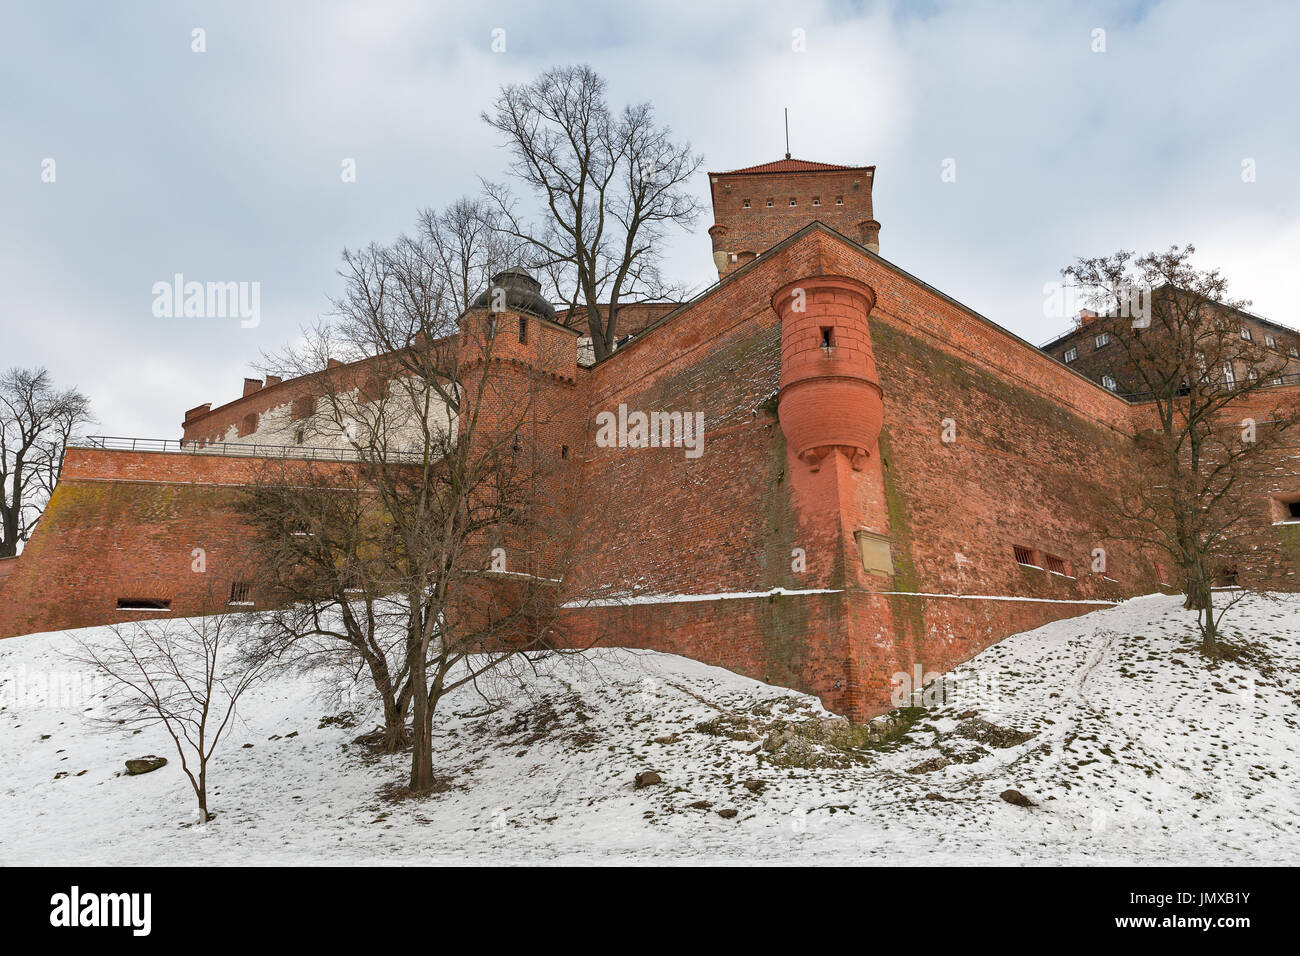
[75,435,423,464]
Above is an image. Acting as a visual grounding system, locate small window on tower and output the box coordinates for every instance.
[519,316,528,344]
[820,326,835,349]
[835,196,844,205]
[561,445,569,460]
[766,198,774,207]
[789,198,797,206]
[812,197,821,206]
[742,200,751,208]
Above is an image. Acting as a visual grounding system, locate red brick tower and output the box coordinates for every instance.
[771,275,883,473]
[707,158,879,277]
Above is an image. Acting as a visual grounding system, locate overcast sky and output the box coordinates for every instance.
[3,0,1298,437]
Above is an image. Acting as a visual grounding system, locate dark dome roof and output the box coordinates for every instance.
[471,269,556,322]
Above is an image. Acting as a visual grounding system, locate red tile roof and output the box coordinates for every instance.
[714,157,873,176]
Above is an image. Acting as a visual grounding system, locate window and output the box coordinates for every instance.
[518,316,528,344]
[1102,374,1117,391]
[116,598,171,611]
[561,445,569,460]
[294,427,305,445]
[1273,377,1284,386]
[835,196,844,205]
[854,530,894,576]
[1291,347,1299,358]
[812,197,821,206]
[742,200,750,208]
[1043,554,1069,576]
[487,315,496,338]
[1094,333,1110,349]
[238,412,259,437]
[1223,363,1236,386]
[766,198,774,207]
[1013,545,1037,567]
[1064,347,1078,363]
[789,198,797,206]
[820,326,835,349]
[229,581,252,605]
[1240,327,1253,341]
[1266,334,1276,348]
[1269,497,1300,524]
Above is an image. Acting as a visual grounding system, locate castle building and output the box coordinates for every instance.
[3,156,1299,721]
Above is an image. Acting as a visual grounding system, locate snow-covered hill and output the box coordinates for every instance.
[2,593,1298,864]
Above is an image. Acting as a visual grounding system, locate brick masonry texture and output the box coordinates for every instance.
[6,161,1300,723]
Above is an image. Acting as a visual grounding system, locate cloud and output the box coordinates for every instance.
[2,0,1296,434]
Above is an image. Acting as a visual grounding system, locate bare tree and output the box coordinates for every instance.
[1062,245,1300,651]
[239,460,416,752]
[69,609,268,823]
[482,64,704,361]
[0,367,93,556]
[250,202,589,793]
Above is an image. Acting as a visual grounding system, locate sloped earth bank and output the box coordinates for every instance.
[1,593,1298,864]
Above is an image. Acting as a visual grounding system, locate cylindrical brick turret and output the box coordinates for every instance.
[772,275,882,471]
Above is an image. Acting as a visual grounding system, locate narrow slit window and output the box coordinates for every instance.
[561,445,569,460]
[116,598,171,611]
[518,316,528,344]
[821,326,835,349]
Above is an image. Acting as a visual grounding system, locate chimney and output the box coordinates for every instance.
[327,358,343,369]
[1078,309,1099,326]
[265,375,282,387]
[242,378,263,397]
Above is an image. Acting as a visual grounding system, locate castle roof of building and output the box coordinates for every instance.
[471,269,557,322]
[713,157,874,176]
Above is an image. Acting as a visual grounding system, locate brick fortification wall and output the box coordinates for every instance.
[0,449,370,639]
[9,158,1300,723]
[558,226,1165,719]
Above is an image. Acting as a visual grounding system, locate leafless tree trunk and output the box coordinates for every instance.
[251,200,595,793]
[482,64,704,361]
[0,367,93,556]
